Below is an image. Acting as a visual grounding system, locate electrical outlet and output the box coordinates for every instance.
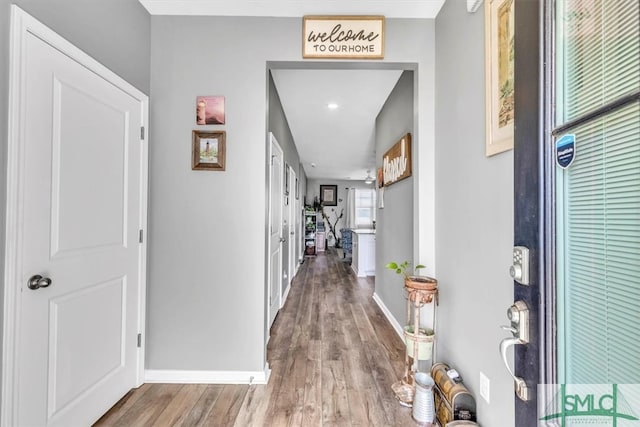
[480,372,490,404]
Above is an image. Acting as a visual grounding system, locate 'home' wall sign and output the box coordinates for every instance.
[382,133,412,187]
[302,16,385,59]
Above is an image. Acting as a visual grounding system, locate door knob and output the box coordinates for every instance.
[500,336,529,401]
[27,274,52,290]
[499,300,530,401]
[280,237,286,243]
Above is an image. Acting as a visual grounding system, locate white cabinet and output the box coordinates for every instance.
[351,230,375,277]
[316,231,325,252]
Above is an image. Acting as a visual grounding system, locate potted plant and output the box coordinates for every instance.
[385,260,438,293]
[386,260,438,360]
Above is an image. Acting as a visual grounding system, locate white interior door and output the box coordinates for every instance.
[295,185,302,270]
[3,8,148,426]
[288,168,297,286]
[268,133,284,326]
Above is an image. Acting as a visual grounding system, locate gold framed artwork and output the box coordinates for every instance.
[192,130,226,171]
[485,0,515,156]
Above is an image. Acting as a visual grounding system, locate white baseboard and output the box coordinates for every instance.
[145,364,271,385]
[372,292,404,339]
[282,283,291,306]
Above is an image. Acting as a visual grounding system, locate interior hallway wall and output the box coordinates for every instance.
[268,72,303,297]
[375,71,415,324]
[148,16,301,373]
[0,0,10,398]
[435,1,515,426]
[6,0,150,93]
[148,16,435,373]
[0,0,150,406]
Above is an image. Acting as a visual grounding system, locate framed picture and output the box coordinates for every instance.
[192,130,226,171]
[377,167,384,188]
[320,184,338,206]
[485,0,515,156]
[284,164,291,195]
[196,96,225,125]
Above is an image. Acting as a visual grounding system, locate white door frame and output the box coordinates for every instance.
[288,167,297,288]
[1,7,149,426]
[295,190,302,270]
[266,132,284,330]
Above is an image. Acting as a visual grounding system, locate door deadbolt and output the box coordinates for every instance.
[28,274,52,290]
[509,246,530,286]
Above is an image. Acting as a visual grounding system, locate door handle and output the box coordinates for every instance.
[27,274,52,290]
[499,300,530,401]
[280,237,286,243]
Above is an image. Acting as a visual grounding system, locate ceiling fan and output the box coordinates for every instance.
[364,170,374,185]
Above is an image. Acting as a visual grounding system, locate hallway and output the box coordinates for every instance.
[95,250,416,426]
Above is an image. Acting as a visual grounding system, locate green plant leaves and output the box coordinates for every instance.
[385,260,428,278]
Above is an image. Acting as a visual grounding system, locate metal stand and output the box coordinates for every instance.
[392,278,438,407]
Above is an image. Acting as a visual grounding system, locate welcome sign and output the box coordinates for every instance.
[382,133,412,187]
[302,16,385,59]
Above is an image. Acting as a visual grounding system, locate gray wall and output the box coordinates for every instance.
[268,72,304,295]
[148,16,301,372]
[374,71,415,324]
[148,16,435,372]
[435,2,515,426]
[0,1,9,396]
[0,0,149,407]
[7,0,150,93]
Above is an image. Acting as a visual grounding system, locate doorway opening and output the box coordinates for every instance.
[264,61,422,362]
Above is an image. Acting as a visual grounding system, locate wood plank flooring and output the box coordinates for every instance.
[94,250,416,426]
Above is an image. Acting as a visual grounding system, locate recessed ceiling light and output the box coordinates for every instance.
[327,103,339,110]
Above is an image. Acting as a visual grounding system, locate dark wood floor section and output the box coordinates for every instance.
[95,250,416,426]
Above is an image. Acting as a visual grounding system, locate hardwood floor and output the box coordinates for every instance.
[95,250,416,426]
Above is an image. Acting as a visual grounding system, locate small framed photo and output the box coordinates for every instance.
[320,184,338,206]
[192,130,226,171]
[285,164,291,195]
[196,96,225,125]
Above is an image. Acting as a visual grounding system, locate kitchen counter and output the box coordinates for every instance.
[351,229,375,277]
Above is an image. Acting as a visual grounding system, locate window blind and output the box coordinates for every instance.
[557,0,639,124]
[355,189,375,227]
[556,0,640,384]
[559,103,640,383]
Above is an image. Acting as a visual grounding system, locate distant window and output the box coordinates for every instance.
[355,189,376,228]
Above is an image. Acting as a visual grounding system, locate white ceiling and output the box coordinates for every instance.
[271,69,402,180]
[138,1,445,181]
[138,0,446,19]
